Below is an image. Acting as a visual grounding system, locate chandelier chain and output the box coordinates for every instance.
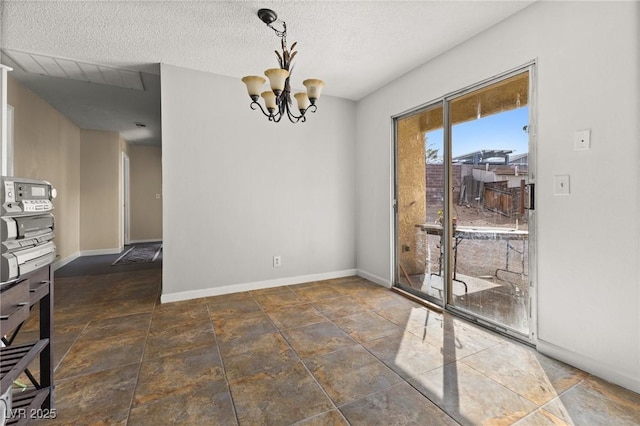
[267,21,287,41]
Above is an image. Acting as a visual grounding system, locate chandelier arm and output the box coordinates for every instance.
[280,92,304,123]
[250,100,276,119]
[271,107,284,122]
[282,101,319,123]
[304,104,318,115]
[285,104,305,123]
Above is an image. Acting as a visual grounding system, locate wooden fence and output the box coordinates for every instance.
[484,184,514,216]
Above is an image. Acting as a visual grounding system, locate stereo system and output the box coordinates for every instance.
[1,177,57,284]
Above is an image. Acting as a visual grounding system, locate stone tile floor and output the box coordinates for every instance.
[14,269,640,425]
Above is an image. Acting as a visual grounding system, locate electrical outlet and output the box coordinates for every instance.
[575,129,590,150]
[273,255,281,268]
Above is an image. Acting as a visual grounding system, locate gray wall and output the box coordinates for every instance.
[355,1,639,392]
[161,64,357,301]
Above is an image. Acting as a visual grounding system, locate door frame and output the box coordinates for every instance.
[392,61,537,344]
[122,152,131,246]
[393,101,446,308]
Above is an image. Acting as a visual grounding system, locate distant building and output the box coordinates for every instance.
[508,153,528,166]
[452,149,513,165]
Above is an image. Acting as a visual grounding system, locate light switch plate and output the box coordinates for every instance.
[554,175,570,195]
[575,129,591,150]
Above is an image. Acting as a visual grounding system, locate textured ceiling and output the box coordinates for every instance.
[0,1,535,145]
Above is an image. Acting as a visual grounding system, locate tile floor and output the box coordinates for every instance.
[15,270,640,425]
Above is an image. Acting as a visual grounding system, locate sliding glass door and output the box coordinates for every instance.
[395,104,445,305]
[447,71,531,335]
[394,66,535,340]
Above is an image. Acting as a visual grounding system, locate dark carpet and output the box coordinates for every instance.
[112,244,162,266]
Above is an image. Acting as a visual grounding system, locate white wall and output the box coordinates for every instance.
[161,64,356,301]
[356,1,639,393]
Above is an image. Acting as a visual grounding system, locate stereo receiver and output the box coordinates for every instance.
[1,177,57,284]
[1,177,56,216]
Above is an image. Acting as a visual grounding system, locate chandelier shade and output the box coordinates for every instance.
[241,8,324,123]
[293,93,310,112]
[261,91,277,111]
[264,68,290,94]
[241,76,267,99]
[303,79,325,103]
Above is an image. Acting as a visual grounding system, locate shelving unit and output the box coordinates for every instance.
[0,265,54,424]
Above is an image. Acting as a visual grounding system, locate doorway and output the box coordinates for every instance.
[394,65,535,341]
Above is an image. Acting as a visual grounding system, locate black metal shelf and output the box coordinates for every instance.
[0,340,49,395]
[1,266,54,424]
[5,388,51,425]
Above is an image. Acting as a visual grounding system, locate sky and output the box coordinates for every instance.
[425,106,529,160]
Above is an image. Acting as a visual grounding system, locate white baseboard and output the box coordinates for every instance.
[161,269,358,304]
[129,239,163,244]
[357,269,391,288]
[52,252,81,270]
[79,248,122,257]
[537,339,640,394]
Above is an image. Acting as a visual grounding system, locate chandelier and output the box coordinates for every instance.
[241,8,324,123]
